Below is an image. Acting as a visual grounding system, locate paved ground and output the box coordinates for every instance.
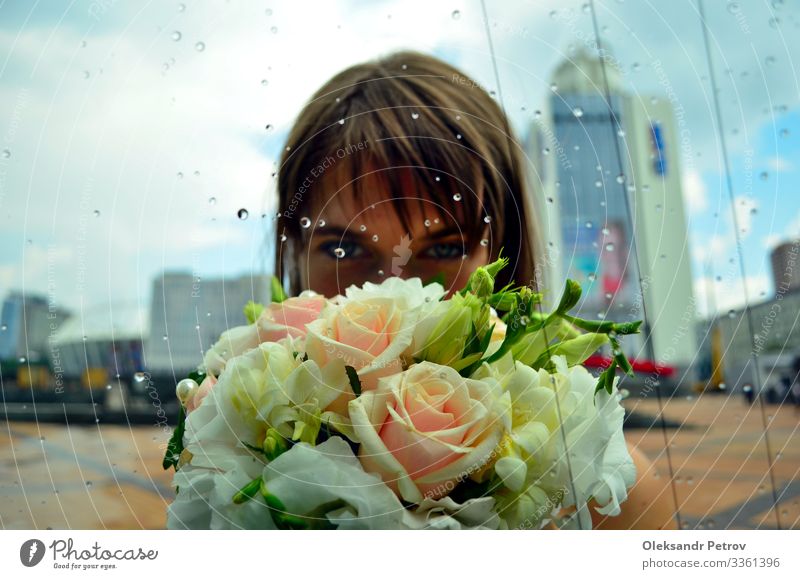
[1,393,798,529]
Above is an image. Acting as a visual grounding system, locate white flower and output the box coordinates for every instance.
[341,276,445,311]
[471,353,635,529]
[261,437,405,529]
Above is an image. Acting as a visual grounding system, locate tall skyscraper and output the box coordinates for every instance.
[526,50,696,367]
[770,240,800,296]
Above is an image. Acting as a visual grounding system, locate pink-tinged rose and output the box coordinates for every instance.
[305,297,416,411]
[257,293,326,342]
[185,374,217,413]
[201,292,325,377]
[349,361,509,504]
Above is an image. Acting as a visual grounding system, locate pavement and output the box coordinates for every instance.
[1,393,798,530]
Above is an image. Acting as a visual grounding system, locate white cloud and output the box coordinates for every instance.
[733,196,759,238]
[767,156,793,172]
[682,169,708,214]
[692,273,771,317]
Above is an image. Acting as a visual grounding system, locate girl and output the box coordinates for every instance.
[274,50,677,530]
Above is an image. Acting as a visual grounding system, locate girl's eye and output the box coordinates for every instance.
[421,242,463,260]
[319,240,367,260]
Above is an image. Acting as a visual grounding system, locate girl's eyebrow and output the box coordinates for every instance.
[313,225,467,240]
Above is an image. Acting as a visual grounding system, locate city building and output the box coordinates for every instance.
[526,49,697,369]
[0,291,69,363]
[144,272,271,378]
[770,239,800,296]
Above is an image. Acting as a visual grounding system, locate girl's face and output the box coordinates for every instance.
[298,172,490,298]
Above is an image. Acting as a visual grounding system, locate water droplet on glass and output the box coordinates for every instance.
[93,209,100,217]
[338,119,345,125]
[172,31,182,41]
[195,41,205,52]
[759,171,768,181]
[615,174,626,184]
[208,196,216,205]
[261,79,269,87]
[377,269,384,276]
[585,221,593,229]
[587,273,597,282]
[424,219,431,227]
[83,70,90,79]
[451,9,461,19]
[572,106,584,118]
[453,193,462,201]
[411,112,420,120]
[178,3,186,12]
[279,233,287,242]
[133,372,146,383]
[265,124,273,133]
[483,215,491,223]
[594,180,603,188]
[317,219,326,227]
[85,481,93,488]
[237,208,249,220]
[1,149,10,159]
[0,324,6,331]
[605,243,615,252]
[334,247,345,258]
[456,133,462,140]
[550,82,558,92]
[270,26,278,34]
[372,234,379,242]
[480,239,489,247]
[299,217,311,228]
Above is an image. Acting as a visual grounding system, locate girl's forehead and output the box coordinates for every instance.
[308,166,483,230]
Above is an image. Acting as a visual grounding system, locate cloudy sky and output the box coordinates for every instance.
[0,0,797,325]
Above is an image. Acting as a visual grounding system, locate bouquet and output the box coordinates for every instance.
[164,257,639,530]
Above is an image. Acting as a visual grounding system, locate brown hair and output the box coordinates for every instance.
[275,49,540,295]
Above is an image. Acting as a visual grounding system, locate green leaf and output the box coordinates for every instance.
[560,313,616,334]
[270,275,288,303]
[162,404,186,471]
[344,365,362,396]
[555,279,582,315]
[594,360,618,396]
[243,300,265,324]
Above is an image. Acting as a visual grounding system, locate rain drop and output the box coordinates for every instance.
[237,208,249,220]
[451,10,461,19]
[605,242,615,252]
[317,219,326,227]
[300,217,311,228]
[372,234,379,242]
[172,31,182,41]
[411,112,420,120]
[377,269,385,276]
[208,196,216,205]
[265,124,274,133]
[270,26,278,34]
[572,106,584,118]
[93,209,100,217]
[334,247,346,258]
[195,41,206,52]
[338,119,345,125]
[615,174,626,184]
[453,193,462,201]
[483,215,492,223]
[759,171,768,181]
[1,149,10,159]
